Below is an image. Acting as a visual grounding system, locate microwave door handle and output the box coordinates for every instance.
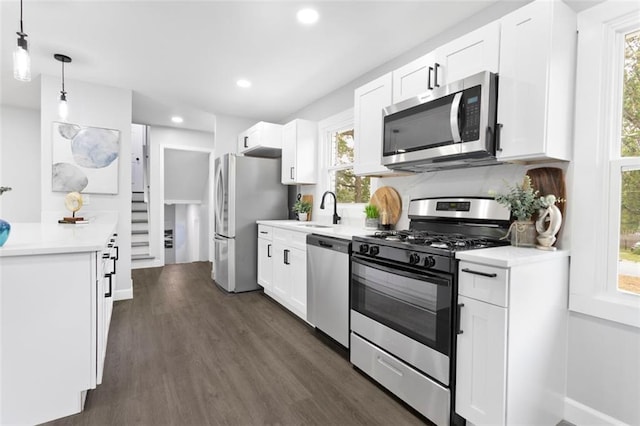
[450,92,463,143]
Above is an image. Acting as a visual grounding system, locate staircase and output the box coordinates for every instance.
[131,191,154,268]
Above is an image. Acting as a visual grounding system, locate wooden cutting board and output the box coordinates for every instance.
[302,194,313,221]
[370,186,402,225]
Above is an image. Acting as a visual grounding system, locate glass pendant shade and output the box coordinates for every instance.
[13,36,31,82]
[58,95,68,121]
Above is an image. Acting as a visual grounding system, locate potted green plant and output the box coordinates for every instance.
[364,204,380,230]
[293,200,312,221]
[490,175,562,247]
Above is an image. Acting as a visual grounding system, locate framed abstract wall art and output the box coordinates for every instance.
[51,122,120,194]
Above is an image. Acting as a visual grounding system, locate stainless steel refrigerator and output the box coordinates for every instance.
[214,153,288,292]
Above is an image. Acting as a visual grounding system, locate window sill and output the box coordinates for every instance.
[570,292,640,329]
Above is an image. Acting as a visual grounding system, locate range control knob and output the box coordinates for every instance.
[424,256,436,268]
[359,244,369,254]
[409,253,421,265]
[369,246,380,256]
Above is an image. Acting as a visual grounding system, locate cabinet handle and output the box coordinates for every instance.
[104,273,112,298]
[114,245,119,261]
[102,253,110,259]
[319,240,333,248]
[290,167,295,180]
[260,231,268,234]
[428,66,434,90]
[244,136,248,148]
[284,249,290,265]
[461,268,497,278]
[434,62,440,87]
[496,123,503,152]
[267,244,272,258]
[456,303,464,335]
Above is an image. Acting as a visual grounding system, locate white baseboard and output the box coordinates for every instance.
[114,279,133,301]
[565,397,628,426]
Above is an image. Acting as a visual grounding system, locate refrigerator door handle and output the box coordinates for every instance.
[215,164,225,232]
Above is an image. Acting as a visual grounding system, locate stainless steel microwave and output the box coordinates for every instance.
[382,71,499,172]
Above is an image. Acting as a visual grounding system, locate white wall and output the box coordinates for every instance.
[214,113,255,158]
[0,106,41,222]
[40,75,133,300]
[164,149,210,202]
[147,126,214,266]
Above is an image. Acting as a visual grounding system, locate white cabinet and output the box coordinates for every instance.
[353,73,396,176]
[435,21,500,85]
[237,121,283,157]
[97,233,118,385]
[496,0,576,162]
[257,225,274,291]
[281,119,317,185]
[265,227,308,321]
[391,21,500,105]
[392,53,437,104]
[455,253,569,426]
[0,225,119,425]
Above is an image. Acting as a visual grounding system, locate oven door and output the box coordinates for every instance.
[351,255,452,356]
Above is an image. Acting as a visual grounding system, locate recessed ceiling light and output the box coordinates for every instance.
[171,116,184,124]
[236,79,252,88]
[297,8,319,25]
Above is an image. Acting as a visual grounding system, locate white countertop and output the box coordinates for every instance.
[257,220,373,239]
[456,245,570,268]
[0,221,117,257]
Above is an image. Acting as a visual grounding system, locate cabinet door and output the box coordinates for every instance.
[272,241,291,301]
[257,237,273,291]
[496,1,553,161]
[456,295,508,426]
[281,121,297,184]
[288,248,307,320]
[392,53,435,103]
[354,73,393,176]
[435,21,500,85]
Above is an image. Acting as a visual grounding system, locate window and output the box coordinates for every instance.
[328,128,370,203]
[319,109,371,205]
[570,2,640,328]
[617,30,640,296]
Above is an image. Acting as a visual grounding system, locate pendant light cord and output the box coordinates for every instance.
[61,60,65,93]
[19,0,24,34]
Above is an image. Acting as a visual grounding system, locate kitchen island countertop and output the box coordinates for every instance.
[0,221,117,257]
[456,245,569,268]
[257,220,373,240]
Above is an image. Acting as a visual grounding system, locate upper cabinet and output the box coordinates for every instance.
[391,22,500,105]
[237,121,283,158]
[434,21,500,86]
[281,119,317,185]
[392,53,437,104]
[496,0,576,162]
[354,73,395,176]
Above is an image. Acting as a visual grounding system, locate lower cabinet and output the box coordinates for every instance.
[257,226,274,292]
[455,255,568,425]
[258,225,308,322]
[0,230,118,425]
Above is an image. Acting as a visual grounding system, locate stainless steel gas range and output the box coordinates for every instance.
[349,197,510,426]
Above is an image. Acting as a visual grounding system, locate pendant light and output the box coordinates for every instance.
[54,54,72,121]
[13,0,31,81]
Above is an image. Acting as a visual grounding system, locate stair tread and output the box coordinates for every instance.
[132,254,155,260]
[132,242,150,247]
[132,230,149,235]
[132,219,148,223]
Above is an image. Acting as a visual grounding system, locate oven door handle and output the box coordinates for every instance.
[352,255,450,286]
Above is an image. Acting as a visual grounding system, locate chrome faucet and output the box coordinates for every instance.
[320,191,341,224]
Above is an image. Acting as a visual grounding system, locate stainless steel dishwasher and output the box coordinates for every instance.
[307,233,351,348]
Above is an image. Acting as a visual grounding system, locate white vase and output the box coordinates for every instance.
[298,212,308,221]
[365,218,380,230]
[535,205,562,250]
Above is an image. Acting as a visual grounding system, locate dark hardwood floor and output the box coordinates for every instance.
[46,262,426,426]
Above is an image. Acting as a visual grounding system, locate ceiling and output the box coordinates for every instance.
[1,1,600,132]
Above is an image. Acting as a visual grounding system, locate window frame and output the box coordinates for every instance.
[570,1,640,328]
[317,108,375,211]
